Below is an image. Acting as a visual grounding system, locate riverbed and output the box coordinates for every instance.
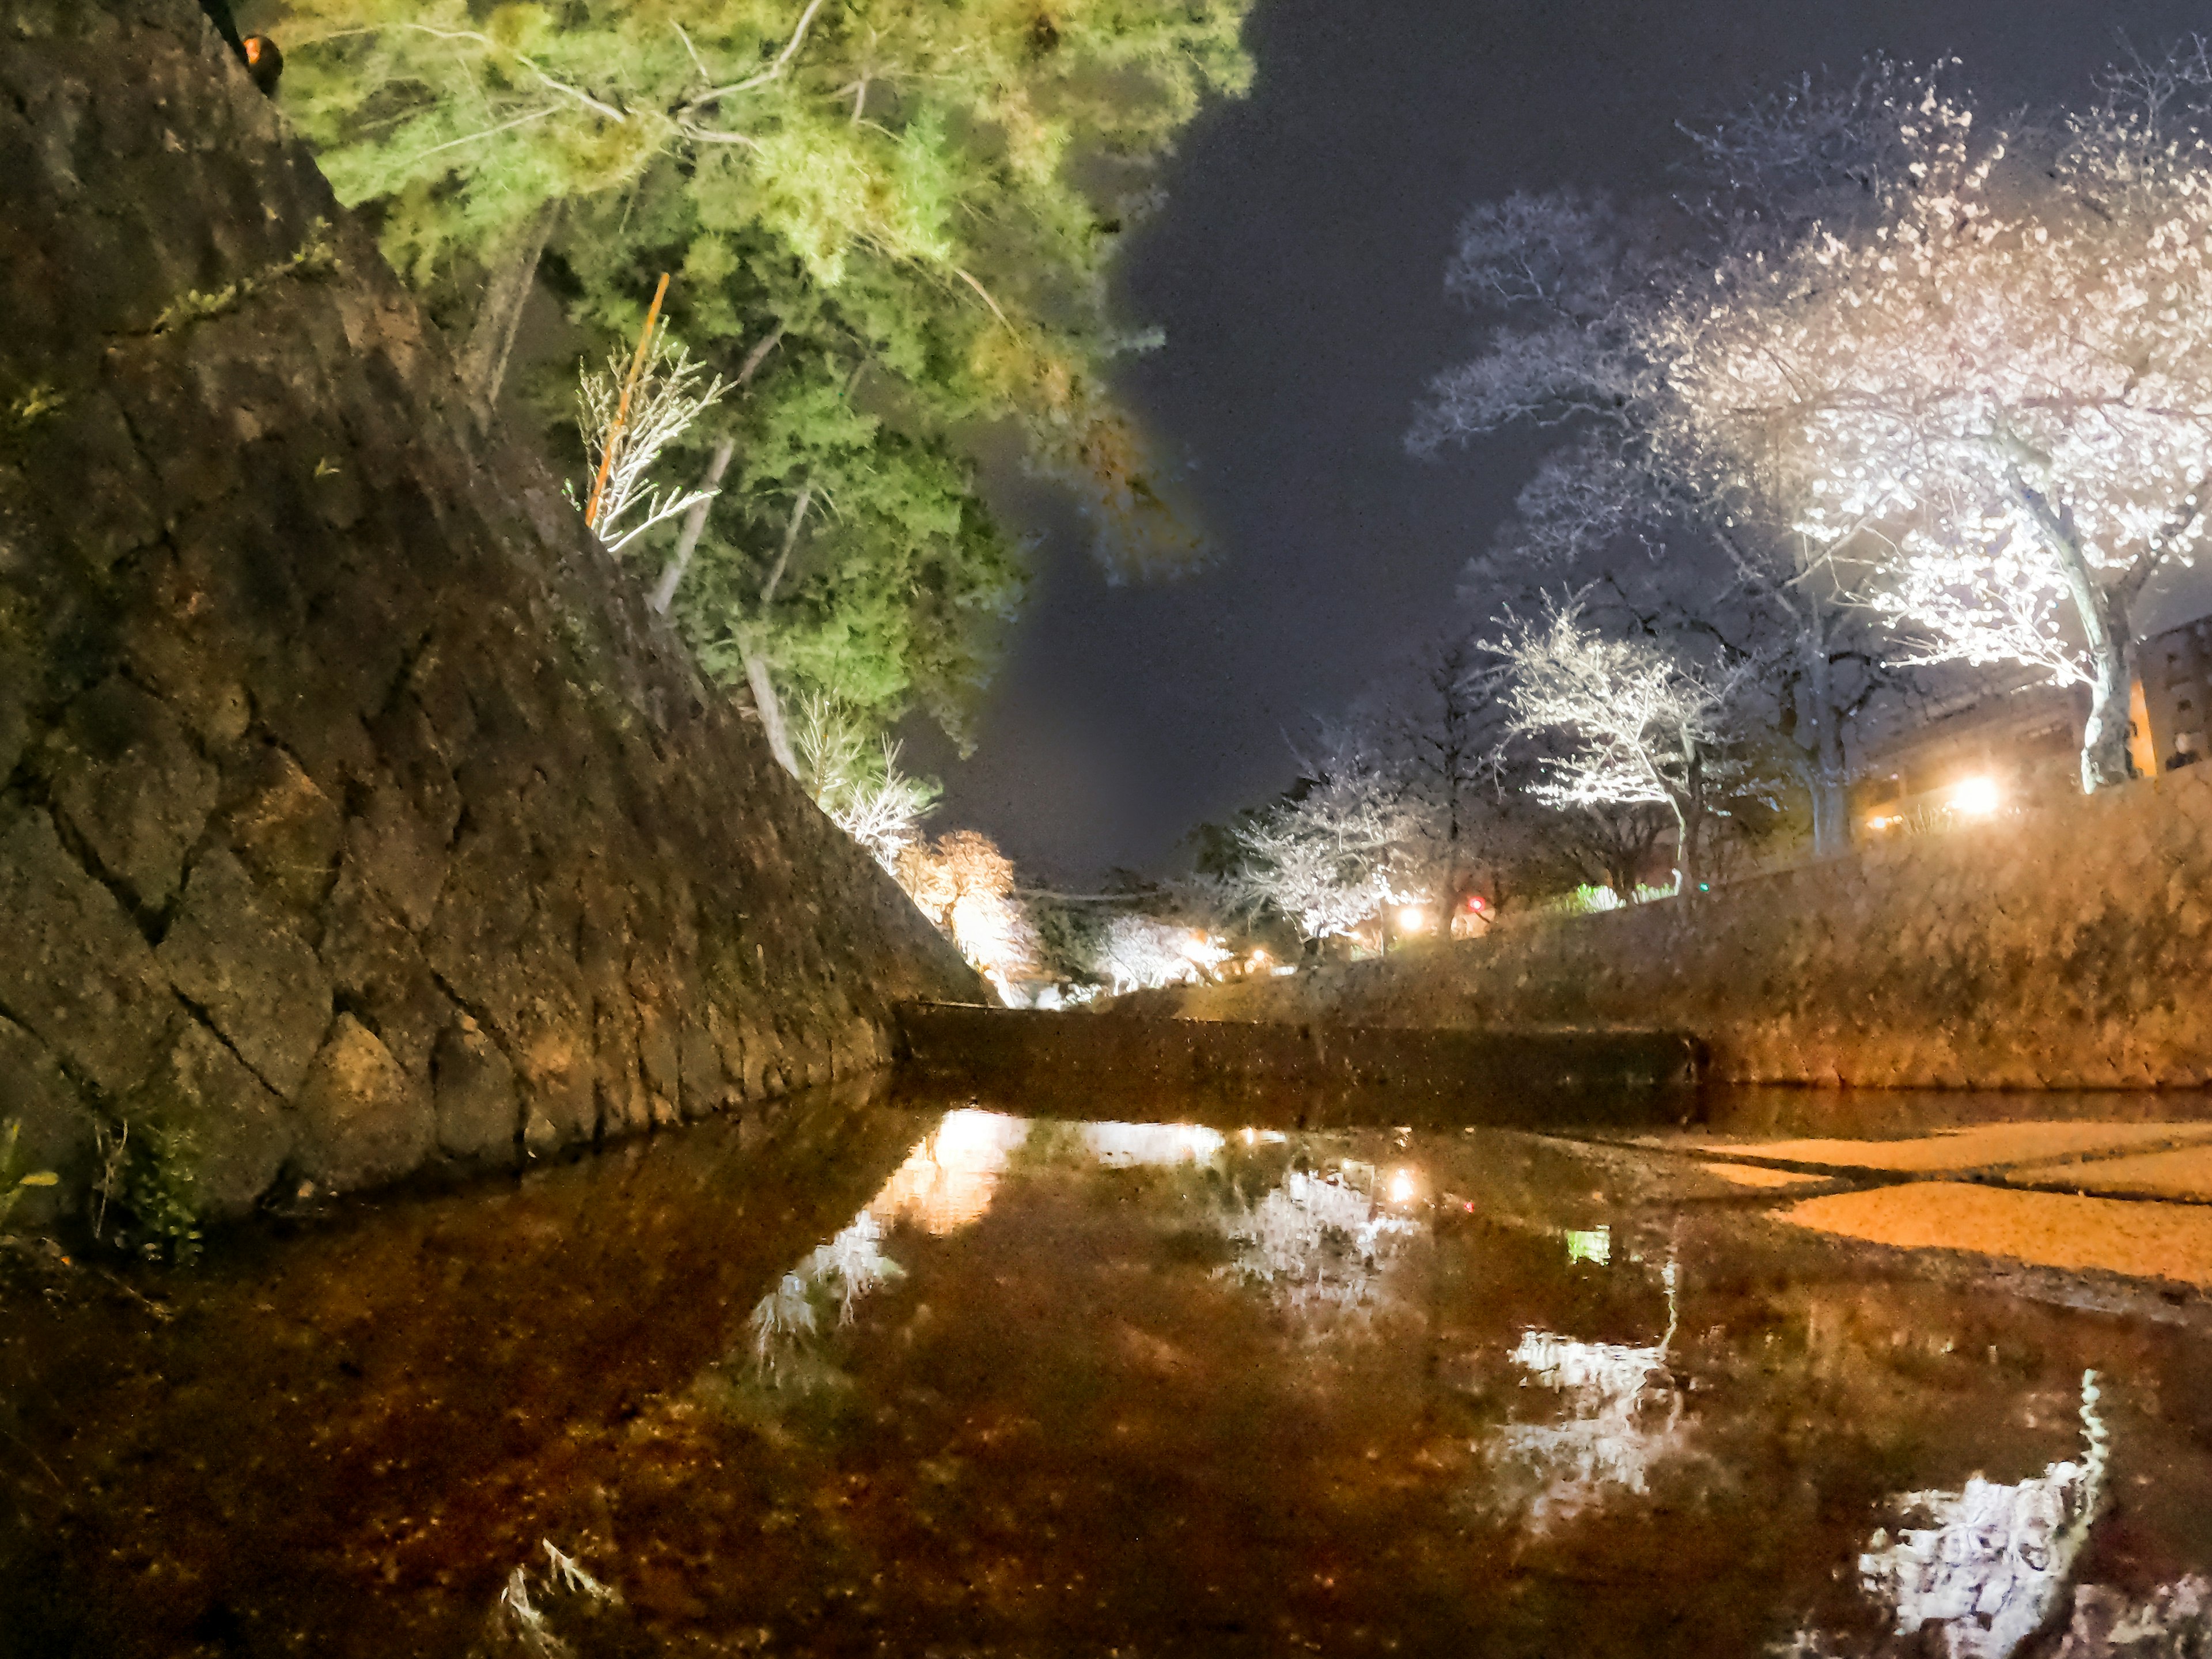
[6,1077,2212,1657]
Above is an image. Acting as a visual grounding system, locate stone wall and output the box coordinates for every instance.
[0,0,984,1226]
[1136,767,2212,1090]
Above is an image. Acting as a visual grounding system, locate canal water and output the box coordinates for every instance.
[6,1077,2212,1657]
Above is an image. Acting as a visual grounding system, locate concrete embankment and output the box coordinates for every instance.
[898,1004,1704,1130]
[1124,767,2212,1090]
[0,0,982,1229]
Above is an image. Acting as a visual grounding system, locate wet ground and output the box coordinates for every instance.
[7,1078,2212,1658]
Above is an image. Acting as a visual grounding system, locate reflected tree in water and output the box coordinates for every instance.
[1484,1258,1687,1528]
[1775,1372,2113,1659]
[487,1539,619,1658]
[1219,1168,1420,1323]
[747,1210,905,1379]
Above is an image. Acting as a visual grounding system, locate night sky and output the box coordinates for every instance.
[914,0,2209,881]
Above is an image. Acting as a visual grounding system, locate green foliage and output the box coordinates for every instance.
[1030,896,1110,984]
[790,691,941,866]
[4,380,64,431]
[148,222,339,334]
[0,1119,59,1232]
[105,1120,203,1266]
[284,0,1252,746]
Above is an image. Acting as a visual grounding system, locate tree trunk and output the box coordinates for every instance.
[645,324,782,615]
[1802,608,1852,856]
[649,437,736,615]
[1607,853,1639,906]
[741,635,797,775]
[2021,486,2136,792]
[740,482,815,779]
[1673,746,1708,895]
[457,200,560,419]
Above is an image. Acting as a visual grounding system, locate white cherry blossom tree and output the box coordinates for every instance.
[1488,597,1759,892]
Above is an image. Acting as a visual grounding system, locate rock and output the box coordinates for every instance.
[46,675,218,911]
[156,845,331,1098]
[319,858,451,1080]
[0,1013,94,1228]
[0,807,179,1096]
[431,1015,517,1161]
[123,1018,291,1217]
[0,654,33,787]
[294,1015,432,1191]
[214,741,343,911]
[345,785,448,934]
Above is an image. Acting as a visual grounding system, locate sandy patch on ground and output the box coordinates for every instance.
[2006,1142,2212,1202]
[1685,1120,2212,1173]
[1778,1183,2212,1287]
[1699,1162,1827,1188]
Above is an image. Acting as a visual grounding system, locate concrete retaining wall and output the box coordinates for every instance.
[1131,768,2212,1090]
[898,1004,1703,1129]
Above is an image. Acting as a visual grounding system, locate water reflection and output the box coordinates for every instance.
[2059,1575,2212,1654]
[1775,1373,2113,1658]
[1858,1372,2106,1658]
[1082,1121,1226,1167]
[1221,1166,1420,1320]
[1487,1259,1685,1528]
[747,1211,905,1375]
[861,1106,1026,1234]
[10,1085,2212,1659]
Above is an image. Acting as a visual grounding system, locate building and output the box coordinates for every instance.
[1848,679,2089,836]
[2134,615,2212,774]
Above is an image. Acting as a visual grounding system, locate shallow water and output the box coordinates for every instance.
[7,1078,2212,1657]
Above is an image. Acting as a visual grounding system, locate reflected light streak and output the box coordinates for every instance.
[1083,1122,1226,1168]
[867,1109,1029,1236]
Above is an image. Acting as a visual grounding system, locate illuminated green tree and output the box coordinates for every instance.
[281,0,1251,748]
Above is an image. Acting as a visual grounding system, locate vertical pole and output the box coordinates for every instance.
[584,271,671,534]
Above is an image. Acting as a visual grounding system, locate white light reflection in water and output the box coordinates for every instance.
[746,1109,1027,1378]
[746,1113,1240,1377]
[1222,1168,1419,1320]
[867,1108,1031,1236]
[1771,1372,2112,1659]
[2056,1574,2212,1656]
[1082,1122,1226,1168]
[1486,1260,1684,1529]
[1857,1372,2109,1659]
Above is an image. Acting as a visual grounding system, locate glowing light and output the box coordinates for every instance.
[866,1109,1027,1236]
[1396,906,1428,933]
[1950,775,2001,816]
[1388,1168,1418,1205]
[1565,1226,1611,1266]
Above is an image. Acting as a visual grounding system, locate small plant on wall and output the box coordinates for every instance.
[0,1119,58,1232]
[90,1118,203,1266]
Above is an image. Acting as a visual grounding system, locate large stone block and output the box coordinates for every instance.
[431,1016,517,1161]
[294,1015,432,1191]
[319,859,451,1080]
[123,1018,291,1217]
[0,1014,94,1228]
[0,807,179,1096]
[157,845,330,1098]
[214,741,343,912]
[47,675,217,911]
